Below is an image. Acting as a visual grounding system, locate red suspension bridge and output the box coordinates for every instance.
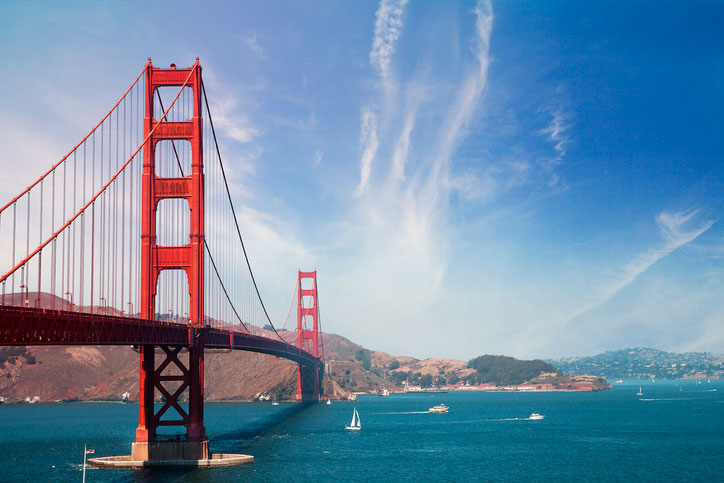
[0,59,324,463]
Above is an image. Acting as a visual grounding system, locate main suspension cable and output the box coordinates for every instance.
[200,79,285,341]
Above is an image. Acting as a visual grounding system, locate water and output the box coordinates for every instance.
[1,380,723,482]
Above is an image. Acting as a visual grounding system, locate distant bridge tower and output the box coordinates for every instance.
[132,59,208,461]
[296,270,323,400]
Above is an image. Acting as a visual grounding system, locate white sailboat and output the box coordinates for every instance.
[636,386,643,396]
[345,407,361,431]
[326,399,331,405]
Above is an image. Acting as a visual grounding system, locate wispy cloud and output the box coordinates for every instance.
[390,108,416,183]
[565,208,714,325]
[539,108,569,162]
[328,0,495,357]
[430,0,493,188]
[538,106,571,188]
[210,98,260,144]
[243,30,267,60]
[313,149,324,168]
[203,69,261,144]
[450,160,530,202]
[354,106,379,196]
[369,0,409,79]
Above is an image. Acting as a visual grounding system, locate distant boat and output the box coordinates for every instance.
[615,379,623,384]
[429,404,449,413]
[378,386,390,397]
[636,387,643,396]
[529,413,544,420]
[326,399,331,405]
[272,399,279,406]
[345,407,361,431]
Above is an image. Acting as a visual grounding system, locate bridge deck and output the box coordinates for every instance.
[0,306,320,368]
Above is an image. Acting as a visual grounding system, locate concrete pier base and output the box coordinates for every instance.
[87,453,254,468]
[131,439,209,461]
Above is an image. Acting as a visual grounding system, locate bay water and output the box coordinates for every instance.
[1,380,722,481]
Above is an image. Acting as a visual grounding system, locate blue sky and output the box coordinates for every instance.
[1,0,723,359]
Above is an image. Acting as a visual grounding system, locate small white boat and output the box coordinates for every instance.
[272,400,279,406]
[636,387,643,396]
[615,379,623,384]
[346,407,361,431]
[429,404,449,413]
[529,413,544,420]
[326,399,331,405]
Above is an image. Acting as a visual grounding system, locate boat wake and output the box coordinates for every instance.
[492,417,543,421]
[376,411,430,415]
[639,397,706,401]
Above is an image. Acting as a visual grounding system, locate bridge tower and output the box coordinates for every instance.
[132,59,208,461]
[296,270,323,400]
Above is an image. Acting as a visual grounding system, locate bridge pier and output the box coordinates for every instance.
[130,337,208,462]
[298,362,324,401]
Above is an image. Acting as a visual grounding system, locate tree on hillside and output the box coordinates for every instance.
[389,360,400,370]
[467,355,558,386]
[420,374,433,388]
[355,348,372,370]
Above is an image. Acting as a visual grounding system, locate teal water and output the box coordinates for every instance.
[1,380,723,482]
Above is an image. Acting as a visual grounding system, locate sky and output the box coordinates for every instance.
[1,0,723,360]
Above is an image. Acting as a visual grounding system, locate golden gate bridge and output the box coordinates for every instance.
[0,59,324,465]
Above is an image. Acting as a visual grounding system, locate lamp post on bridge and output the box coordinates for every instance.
[64,291,73,312]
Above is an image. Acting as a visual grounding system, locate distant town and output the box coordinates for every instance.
[551,348,724,380]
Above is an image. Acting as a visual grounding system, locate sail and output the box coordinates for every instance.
[350,408,357,427]
[355,408,360,427]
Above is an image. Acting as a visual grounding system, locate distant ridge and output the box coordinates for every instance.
[551,347,724,380]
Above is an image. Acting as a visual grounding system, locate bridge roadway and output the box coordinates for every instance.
[0,305,321,368]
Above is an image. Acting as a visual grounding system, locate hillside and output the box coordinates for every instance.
[552,348,724,380]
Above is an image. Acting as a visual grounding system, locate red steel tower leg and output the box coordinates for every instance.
[132,59,208,462]
[296,270,322,401]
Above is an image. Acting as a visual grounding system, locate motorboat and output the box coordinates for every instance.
[429,404,449,413]
[529,413,544,420]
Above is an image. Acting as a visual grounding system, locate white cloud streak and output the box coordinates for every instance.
[565,209,714,325]
[369,0,409,79]
[354,106,379,196]
[390,109,415,183]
